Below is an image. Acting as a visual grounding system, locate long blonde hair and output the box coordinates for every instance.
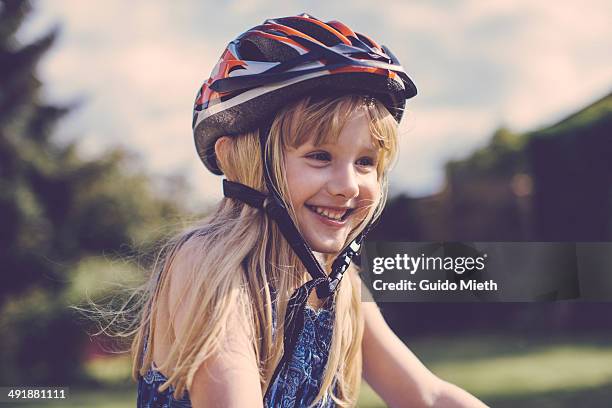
[131,94,398,407]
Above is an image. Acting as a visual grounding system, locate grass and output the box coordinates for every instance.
[431,344,612,398]
[404,334,612,407]
[20,334,612,407]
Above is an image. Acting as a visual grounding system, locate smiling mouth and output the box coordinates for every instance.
[305,205,355,222]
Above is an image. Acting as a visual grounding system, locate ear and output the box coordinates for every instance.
[214,136,231,164]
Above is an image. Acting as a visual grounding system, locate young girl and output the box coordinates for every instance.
[133,14,487,408]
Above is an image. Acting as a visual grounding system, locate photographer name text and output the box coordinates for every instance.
[372,279,498,292]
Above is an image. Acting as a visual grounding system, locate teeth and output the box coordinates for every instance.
[311,206,347,221]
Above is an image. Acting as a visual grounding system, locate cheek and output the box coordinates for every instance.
[285,163,301,204]
[355,176,382,220]
[285,157,314,207]
[362,175,381,203]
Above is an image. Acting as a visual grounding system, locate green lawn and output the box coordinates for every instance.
[20,334,612,408]
[407,334,612,407]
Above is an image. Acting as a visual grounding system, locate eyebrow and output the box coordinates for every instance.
[362,146,379,155]
[312,141,379,154]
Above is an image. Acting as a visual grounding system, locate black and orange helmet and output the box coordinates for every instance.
[192,13,417,175]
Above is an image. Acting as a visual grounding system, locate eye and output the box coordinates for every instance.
[356,156,376,167]
[306,151,331,162]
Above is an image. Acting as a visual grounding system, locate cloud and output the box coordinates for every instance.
[377,0,612,128]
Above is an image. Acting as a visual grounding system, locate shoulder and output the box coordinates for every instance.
[148,229,254,357]
[163,231,251,336]
[162,233,207,317]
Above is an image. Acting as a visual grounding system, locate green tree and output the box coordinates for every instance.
[0,0,185,384]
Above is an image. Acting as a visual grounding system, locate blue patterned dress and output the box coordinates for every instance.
[137,302,336,408]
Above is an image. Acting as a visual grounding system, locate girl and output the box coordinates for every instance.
[133,14,487,408]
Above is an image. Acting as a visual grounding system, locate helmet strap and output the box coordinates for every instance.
[222,121,369,298]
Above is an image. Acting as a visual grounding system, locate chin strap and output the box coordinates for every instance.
[223,180,367,298]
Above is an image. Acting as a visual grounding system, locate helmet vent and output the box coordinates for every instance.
[237,34,299,62]
[274,17,342,47]
[236,38,268,61]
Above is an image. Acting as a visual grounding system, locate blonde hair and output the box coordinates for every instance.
[131,94,398,407]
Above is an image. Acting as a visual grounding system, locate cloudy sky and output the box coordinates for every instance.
[19,0,612,206]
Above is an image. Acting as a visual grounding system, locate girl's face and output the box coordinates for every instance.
[285,110,381,255]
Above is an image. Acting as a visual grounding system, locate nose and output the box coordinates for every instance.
[327,163,359,199]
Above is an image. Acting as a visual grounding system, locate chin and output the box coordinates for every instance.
[308,238,346,255]
[312,246,342,255]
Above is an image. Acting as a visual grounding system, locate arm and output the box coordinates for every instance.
[362,302,488,408]
[188,322,263,408]
[186,316,263,408]
[168,255,263,408]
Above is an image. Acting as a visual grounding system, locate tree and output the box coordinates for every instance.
[0,0,185,384]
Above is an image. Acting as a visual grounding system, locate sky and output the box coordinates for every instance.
[18,0,612,207]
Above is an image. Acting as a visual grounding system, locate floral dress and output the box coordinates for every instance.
[137,301,336,408]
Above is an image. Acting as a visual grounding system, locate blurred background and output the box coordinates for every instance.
[1,0,611,406]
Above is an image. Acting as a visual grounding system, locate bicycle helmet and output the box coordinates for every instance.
[193,13,417,175]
